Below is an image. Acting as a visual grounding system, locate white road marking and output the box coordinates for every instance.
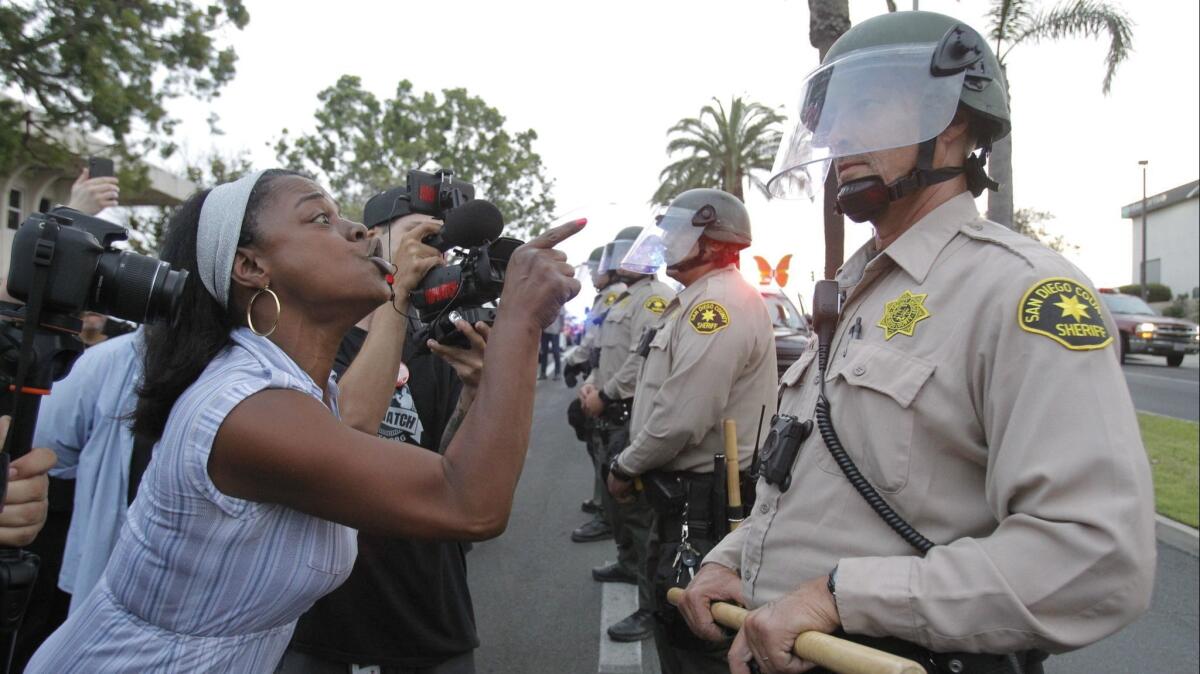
[599,567,643,674]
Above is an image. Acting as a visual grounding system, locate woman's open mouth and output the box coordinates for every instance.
[366,238,396,277]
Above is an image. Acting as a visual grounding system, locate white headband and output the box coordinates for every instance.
[196,170,266,308]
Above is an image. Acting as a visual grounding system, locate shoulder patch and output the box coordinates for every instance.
[1019,277,1112,350]
[688,301,730,335]
[604,292,618,307]
[644,295,668,314]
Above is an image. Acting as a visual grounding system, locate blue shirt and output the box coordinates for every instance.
[34,330,142,612]
[28,328,356,673]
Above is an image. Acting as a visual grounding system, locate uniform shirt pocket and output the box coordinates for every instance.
[817,341,935,493]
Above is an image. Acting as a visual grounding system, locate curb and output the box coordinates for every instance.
[1155,514,1199,557]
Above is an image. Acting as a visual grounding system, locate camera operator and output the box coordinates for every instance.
[280,209,488,674]
[26,170,581,672]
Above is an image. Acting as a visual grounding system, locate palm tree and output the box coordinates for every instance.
[809,0,851,279]
[986,0,1134,227]
[652,96,785,206]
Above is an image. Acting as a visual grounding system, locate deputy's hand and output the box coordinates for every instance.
[730,576,841,674]
[0,416,57,547]
[390,220,445,293]
[606,472,635,503]
[500,220,584,330]
[578,382,596,401]
[581,387,604,418]
[679,562,746,642]
[67,168,120,215]
[428,320,490,389]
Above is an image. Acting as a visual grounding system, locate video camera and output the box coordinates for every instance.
[363,172,523,351]
[363,169,476,229]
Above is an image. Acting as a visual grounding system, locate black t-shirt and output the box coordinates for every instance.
[290,325,478,667]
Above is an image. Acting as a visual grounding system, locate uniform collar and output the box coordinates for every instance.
[670,265,739,311]
[839,191,978,289]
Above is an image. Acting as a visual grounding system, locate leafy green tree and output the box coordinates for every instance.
[985,0,1134,227]
[274,76,555,238]
[1013,207,1077,253]
[653,96,785,206]
[0,0,250,171]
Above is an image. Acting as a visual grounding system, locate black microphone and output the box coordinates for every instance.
[424,200,504,251]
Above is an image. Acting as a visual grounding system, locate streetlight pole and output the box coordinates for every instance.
[1139,160,1149,300]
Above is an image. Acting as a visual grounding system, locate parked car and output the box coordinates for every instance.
[1099,289,1200,366]
[760,287,811,377]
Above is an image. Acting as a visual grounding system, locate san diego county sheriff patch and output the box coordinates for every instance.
[644,296,668,314]
[688,301,730,335]
[1019,277,1112,350]
[877,290,931,340]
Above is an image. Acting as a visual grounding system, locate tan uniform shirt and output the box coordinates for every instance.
[582,282,627,384]
[566,290,609,367]
[618,266,777,475]
[600,276,675,400]
[705,193,1155,654]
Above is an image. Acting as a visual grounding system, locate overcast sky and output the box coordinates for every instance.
[160,0,1199,311]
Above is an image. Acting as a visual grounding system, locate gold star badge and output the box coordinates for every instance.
[877,290,931,340]
[1054,294,1091,322]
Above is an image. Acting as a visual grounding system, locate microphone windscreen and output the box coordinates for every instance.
[442,200,504,248]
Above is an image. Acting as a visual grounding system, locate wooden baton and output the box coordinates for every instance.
[665,588,924,674]
[723,419,744,531]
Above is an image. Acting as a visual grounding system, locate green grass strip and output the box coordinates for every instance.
[1139,412,1200,528]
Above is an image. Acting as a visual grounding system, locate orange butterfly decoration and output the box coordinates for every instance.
[752,254,792,287]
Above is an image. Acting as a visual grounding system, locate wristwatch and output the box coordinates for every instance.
[608,456,635,482]
[827,564,839,600]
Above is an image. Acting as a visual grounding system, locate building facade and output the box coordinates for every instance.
[1121,180,1200,299]
[2,159,194,281]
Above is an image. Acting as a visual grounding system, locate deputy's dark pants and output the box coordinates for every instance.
[646,509,730,674]
[599,423,653,609]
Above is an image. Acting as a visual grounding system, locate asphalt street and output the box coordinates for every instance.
[1122,353,1199,421]
[468,379,1199,674]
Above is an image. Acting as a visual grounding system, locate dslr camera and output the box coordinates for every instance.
[7,207,187,324]
[363,170,522,350]
[1,207,186,510]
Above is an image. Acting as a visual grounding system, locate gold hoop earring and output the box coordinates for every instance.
[247,284,281,337]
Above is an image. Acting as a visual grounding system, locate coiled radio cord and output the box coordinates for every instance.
[815,340,936,555]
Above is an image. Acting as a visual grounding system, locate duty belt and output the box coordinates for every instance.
[643,471,755,543]
[810,634,1048,674]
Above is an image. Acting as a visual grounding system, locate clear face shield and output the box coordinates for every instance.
[766,43,967,200]
[619,206,711,274]
[599,240,635,274]
[577,260,600,287]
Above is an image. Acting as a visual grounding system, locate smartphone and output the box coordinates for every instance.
[87,156,115,179]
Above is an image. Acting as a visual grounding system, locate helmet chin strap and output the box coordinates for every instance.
[835,139,998,223]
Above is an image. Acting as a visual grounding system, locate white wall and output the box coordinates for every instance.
[1129,197,1200,298]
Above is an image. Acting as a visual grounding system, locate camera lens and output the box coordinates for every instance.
[92,251,189,325]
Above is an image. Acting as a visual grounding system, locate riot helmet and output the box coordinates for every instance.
[622,189,751,274]
[599,227,643,274]
[767,12,1010,221]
